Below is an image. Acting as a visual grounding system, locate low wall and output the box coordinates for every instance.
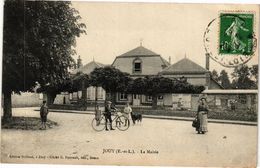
[48,104,257,122]
[49,103,105,111]
[12,92,43,108]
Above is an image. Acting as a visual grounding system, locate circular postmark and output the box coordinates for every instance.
[203,12,257,67]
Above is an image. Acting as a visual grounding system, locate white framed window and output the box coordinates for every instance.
[133,58,142,73]
[146,95,152,102]
[87,86,95,100]
[133,94,140,99]
[78,91,82,99]
[97,87,104,100]
[87,88,91,100]
[72,92,78,100]
[69,93,73,100]
[119,93,128,101]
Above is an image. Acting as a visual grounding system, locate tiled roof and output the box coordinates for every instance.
[71,61,105,75]
[112,56,169,76]
[161,58,208,74]
[118,46,159,57]
[112,46,170,75]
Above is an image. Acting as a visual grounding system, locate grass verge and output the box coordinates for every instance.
[132,108,257,122]
[1,117,58,130]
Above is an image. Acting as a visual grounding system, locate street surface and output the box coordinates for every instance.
[1,108,257,167]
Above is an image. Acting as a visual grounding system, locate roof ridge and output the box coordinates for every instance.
[92,60,100,67]
[161,57,208,73]
[119,46,159,57]
[71,60,105,75]
[182,57,208,72]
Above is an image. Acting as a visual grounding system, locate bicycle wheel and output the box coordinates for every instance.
[91,117,106,131]
[115,116,130,131]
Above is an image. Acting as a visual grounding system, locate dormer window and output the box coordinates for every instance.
[133,58,142,73]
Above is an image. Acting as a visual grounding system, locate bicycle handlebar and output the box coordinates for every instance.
[102,110,129,116]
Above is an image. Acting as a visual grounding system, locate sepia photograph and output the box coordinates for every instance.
[1,0,259,167]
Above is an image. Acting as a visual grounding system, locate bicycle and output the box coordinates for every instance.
[91,110,130,131]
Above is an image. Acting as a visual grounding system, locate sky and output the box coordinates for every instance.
[71,2,259,75]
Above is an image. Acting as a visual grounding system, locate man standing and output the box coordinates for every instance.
[40,100,49,130]
[104,101,115,131]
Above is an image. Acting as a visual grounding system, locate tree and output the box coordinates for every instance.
[37,72,90,105]
[210,69,220,83]
[89,66,132,103]
[219,70,231,89]
[71,72,89,92]
[71,72,90,102]
[250,64,258,85]
[126,78,146,95]
[127,76,205,109]
[231,64,257,89]
[37,77,73,105]
[230,79,237,89]
[2,0,86,121]
[145,76,167,108]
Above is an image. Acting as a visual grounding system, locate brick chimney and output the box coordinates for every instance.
[205,53,210,89]
[168,56,171,64]
[205,53,210,70]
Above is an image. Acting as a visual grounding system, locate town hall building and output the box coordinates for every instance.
[53,45,226,111]
[110,45,222,108]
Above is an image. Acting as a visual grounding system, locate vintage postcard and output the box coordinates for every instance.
[1,1,259,167]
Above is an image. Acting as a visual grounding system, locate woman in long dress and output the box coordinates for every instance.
[196,98,209,134]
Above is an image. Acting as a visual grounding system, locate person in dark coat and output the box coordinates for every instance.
[40,100,49,130]
[104,101,115,131]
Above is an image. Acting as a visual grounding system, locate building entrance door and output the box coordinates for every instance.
[133,94,140,106]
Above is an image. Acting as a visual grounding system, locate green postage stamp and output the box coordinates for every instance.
[203,11,257,67]
[219,13,254,55]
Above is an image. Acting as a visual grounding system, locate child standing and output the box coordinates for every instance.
[123,102,132,126]
[40,101,49,130]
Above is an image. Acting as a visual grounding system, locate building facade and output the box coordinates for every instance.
[112,46,222,108]
[112,45,171,106]
[159,57,222,89]
[53,46,225,110]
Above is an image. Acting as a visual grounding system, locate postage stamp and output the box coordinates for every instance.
[203,11,257,67]
[219,13,254,55]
